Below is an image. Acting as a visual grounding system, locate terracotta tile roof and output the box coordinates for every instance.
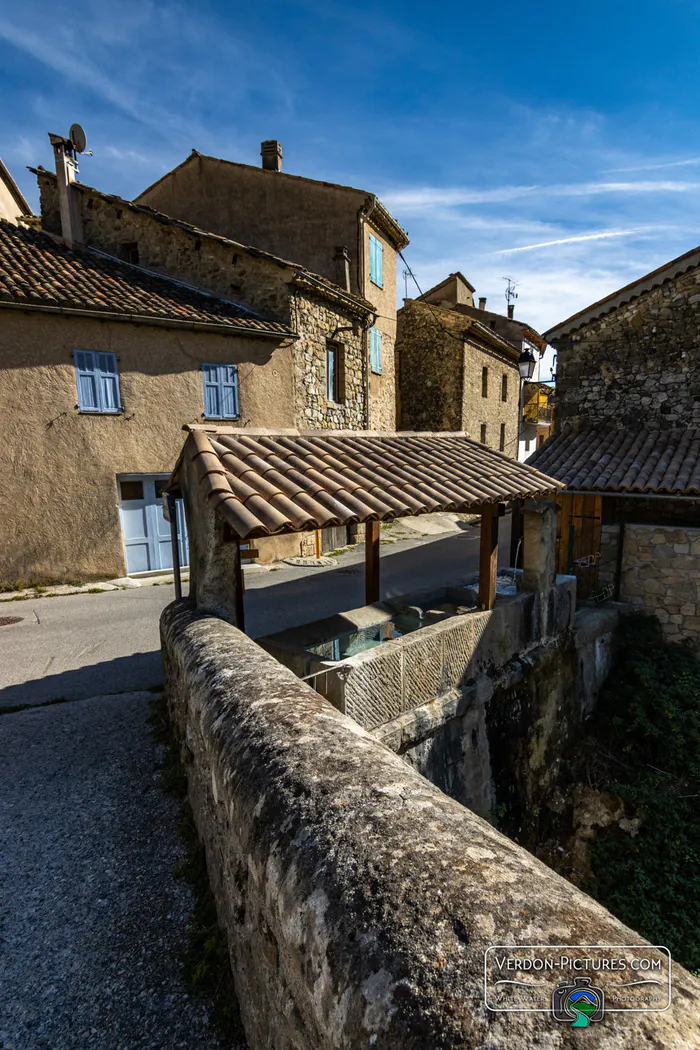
[0,220,292,336]
[175,427,563,539]
[529,427,700,495]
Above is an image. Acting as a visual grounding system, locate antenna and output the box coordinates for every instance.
[69,123,87,154]
[502,276,519,308]
[403,269,409,299]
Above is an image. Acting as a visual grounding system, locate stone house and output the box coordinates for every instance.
[134,143,409,430]
[0,157,31,223]
[0,149,373,586]
[396,273,538,456]
[531,246,700,642]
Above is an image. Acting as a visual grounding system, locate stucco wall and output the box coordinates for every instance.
[397,299,519,449]
[0,310,296,585]
[551,265,700,430]
[0,180,25,222]
[161,601,700,1049]
[600,522,700,643]
[363,218,397,429]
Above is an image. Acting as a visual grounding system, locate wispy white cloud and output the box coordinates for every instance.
[493,227,670,255]
[605,157,700,173]
[385,180,700,212]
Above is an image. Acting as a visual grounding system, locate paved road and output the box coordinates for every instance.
[0,519,511,708]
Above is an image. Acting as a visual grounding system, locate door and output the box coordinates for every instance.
[118,474,189,575]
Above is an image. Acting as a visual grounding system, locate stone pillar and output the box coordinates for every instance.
[519,499,558,638]
[181,448,244,626]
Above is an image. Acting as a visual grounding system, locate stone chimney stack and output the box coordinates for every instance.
[507,304,515,319]
[333,246,351,292]
[479,297,487,310]
[261,140,283,172]
[48,132,83,247]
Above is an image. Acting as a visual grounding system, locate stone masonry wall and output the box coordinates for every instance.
[552,265,700,430]
[161,601,700,1049]
[38,173,369,431]
[609,523,700,643]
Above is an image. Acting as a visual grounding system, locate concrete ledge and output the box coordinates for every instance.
[161,601,700,1049]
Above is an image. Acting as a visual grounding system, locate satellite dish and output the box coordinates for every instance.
[69,123,87,153]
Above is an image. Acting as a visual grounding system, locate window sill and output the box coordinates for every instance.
[203,416,241,422]
[369,278,384,290]
[371,369,383,376]
[77,408,124,415]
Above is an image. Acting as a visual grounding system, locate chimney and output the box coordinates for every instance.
[333,246,351,292]
[49,132,83,247]
[478,297,487,310]
[507,304,515,319]
[261,140,283,172]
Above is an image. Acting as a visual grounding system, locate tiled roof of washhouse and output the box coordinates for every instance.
[0,220,293,336]
[173,427,563,540]
[529,427,700,495]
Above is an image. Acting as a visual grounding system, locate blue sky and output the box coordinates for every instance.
[3,0,700,339]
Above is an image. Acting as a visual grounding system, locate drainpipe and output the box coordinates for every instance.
[358,196,377,430]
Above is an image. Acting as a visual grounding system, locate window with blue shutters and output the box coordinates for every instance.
[369,233,383,288]
[370,327,383,374]
[202,363,240,419]
[74,350,122,413]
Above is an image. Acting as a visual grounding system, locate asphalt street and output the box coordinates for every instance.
[0,518,511,707]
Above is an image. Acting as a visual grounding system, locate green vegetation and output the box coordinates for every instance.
[585,614,700,971]
[148,696,246,1045]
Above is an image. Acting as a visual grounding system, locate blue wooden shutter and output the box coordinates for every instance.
[220,365,239,418]
[370,328,382,374]
[369,234,383,287]
[96,352,120,411]
[202,364,220,417]
[74,350,99,410]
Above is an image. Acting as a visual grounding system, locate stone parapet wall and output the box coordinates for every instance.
[161,602,700,1049]
[616,523,700,643]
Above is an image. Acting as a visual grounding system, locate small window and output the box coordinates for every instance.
[481,367,488,398]
[120,480,144,501]
[370,327,383,374]
[369,233,383,288]
[74,350,122,413]
[538,434,545,447]
[327,342,340,401]
[202,363,239,419]
[120,242,140,265]
[525,436,532,452]
[501,374,508,402]
[500,423,506,451]
[480,423,487,444]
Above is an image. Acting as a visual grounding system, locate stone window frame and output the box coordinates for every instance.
[500,423,506,451]
[326,340,345,403]
[501,374,508,402]
[480,423,487,444]
[482,367,489,398]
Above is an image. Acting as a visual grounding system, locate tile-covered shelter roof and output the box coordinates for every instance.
[529,427,700,495]
[173,426,563,539]
[0,220,293,336]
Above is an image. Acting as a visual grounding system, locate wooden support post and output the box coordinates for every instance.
[510,498,524,569]
[478,505,499,610]
[365,520,381,605]
[235,541,245,632]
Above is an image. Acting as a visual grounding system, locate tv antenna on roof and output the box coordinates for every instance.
[503,276,518,308]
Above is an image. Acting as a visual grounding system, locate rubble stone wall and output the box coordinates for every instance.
[161,601,700,1049]
[551,265,700,430]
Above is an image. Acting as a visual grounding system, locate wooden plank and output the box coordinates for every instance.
[239,548,260,561]
[478,505,499,610]
[365,520,381,604]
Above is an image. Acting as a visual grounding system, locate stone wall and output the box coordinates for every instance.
[602,522,700,643]
[38,173,369,431]
[551,265,700,430]
[397,299,519,451]
[161,601,700,1049]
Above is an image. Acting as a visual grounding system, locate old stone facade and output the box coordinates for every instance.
[397,297,520,453]
[37,171,371,432]
[599,523,700,643]
[134,148,408,430]
[550,263,700,430]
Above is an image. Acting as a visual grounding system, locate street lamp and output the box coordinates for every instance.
[517,348,537,461]
[518,348,537,380]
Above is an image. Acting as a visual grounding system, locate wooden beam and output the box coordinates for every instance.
[478,505,499,610]
[365,520,381,605]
